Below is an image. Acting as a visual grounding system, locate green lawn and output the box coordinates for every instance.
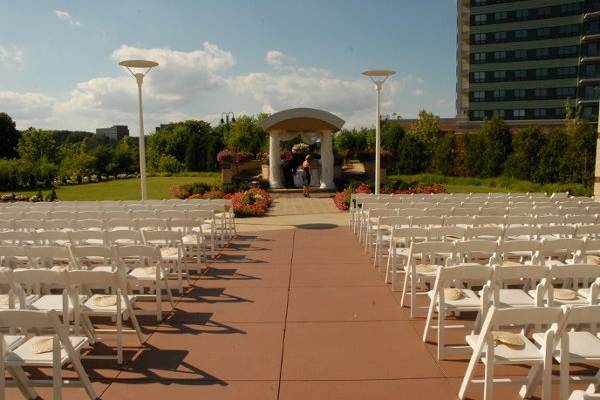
[388,174,592,196]
[3,175,220,201]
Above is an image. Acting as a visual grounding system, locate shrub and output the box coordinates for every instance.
[158,155,184,173]
[169,185,189,199]
[203,189,225,199]
[228,188,272,217]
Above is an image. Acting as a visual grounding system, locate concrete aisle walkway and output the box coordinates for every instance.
[13,225,559,399]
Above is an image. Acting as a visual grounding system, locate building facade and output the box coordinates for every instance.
[457,0,600,123]
[95,125,129,141]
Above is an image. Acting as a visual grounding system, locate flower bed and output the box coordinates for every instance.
[333,182,446,211]
[224,188,272,217]
[170,182,272,217]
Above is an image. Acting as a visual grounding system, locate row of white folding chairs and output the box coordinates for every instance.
[361,214,600,251]
[0,216,222,254]
[0,231,197,289]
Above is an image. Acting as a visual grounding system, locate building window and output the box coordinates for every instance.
[473,33,486,44]
[561,3,580,13]
[516,9,529,20]
[474,52,486,63]
[558,46,578,57]
[514,70,527,80]
[473,91,486,102]
[557,66,576,77]
[536,68,549,78]
[534,88,547,98]
[538,6,552,17]
[473,72,486,82]
[493,89,505,99]
[495,11,508,21]
[515,49,527,59]
[556,87,576,97]
[493,110,505,118]
[473,110,485,120]
[514,89,526,99]
[494,51,506,60]
[583,107,594,118]
[534,109,547,118]
[585,43,599,57]
[473,0,487,5]
[474,14,487,25]
[555,108,566,117]
[583,64,597,78]
[536,48,549,58]
[515,29,529,40]
[537,27,551,38]
[513,109,526,119]
[494,31,507,41]
[559,24,579,36]
[493,71,506,80]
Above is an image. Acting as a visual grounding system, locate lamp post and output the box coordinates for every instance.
[119,59,159,201]
[362,69,395,195]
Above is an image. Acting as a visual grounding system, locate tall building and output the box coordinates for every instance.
[457,0,600,123]
[95,125,129,141]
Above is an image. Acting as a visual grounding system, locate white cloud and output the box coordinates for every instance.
[0,45,24,66]
[54,10,82,27]
[0,42,452,132]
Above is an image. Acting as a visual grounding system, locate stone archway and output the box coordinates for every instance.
[261,108,345,189]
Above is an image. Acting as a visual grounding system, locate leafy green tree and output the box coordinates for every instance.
[463,133,487,177]
[408,110,440,146]
[381,123,405,152]
[158,155,183,173]
[113,137,138,174]
[395,135,428,174]
[504,126,544,181]
[564,108,596,185]
[534,129,568,183]
[0,113,20,158]
[224,115,267,153]
[18,128,57,163]
[480,117,512,177]
[431,134,455,176]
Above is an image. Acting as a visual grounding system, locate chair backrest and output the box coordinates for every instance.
[408,241,454,265]
[76,211,104,220]
[454,240,498,264]
[115,244,160,260]
[536,215,564,225]
[68,230,106,246]
[65,269,123,292]
[105,229,143,245]
[435,263,492,285]
[444,216,474,226]
[505,215,535,226]
[25,245,71,269]
[104,211,131,219]
[130,210,158,219]
[504,225,538,240]
[497,239,541,259]
[379,216,411,229]
[424,208,453,217]
[134,218,168,230]
[157,210,187,219]
[576,224,600,238]
[472,216,505,227]
[508,207,534,216]
[141,230,183,246]
[539,238,584,259]
[491,263,548,283]
[0,309,63,332]
[35,230,69,245]
[0,231,35,246]
[466,226,504,240]
[411,216,443,227]
[537,224,575,239]
[68,245,114,270]
[49,211,74,220]
[479,207,506,216]
[478,305,563,337]
[427,226,466,241]
[43,219,73,231]
[74,219,105,231]
[12,267,66,288]
[15,219,44,232]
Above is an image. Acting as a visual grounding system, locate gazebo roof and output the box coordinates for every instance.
[261,108,345,133]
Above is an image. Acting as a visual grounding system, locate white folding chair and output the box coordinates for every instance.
[68,245,115,272]
[74,219,105,231]
[459,305,565,400]
[105,229,143,246]
[384,226,428,284]
[35,231,70,247]
[374,216,411,269]
[142,230,188,291]
[423,263,492,360]
[453,240,499,265]
[0,309,97,400]
[401,241,455,318]
[65,269,143,365]
[466,226,504,241]
[115,245,174,321]
[24,246,72,270]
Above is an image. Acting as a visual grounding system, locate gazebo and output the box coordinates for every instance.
[261,108,345,189]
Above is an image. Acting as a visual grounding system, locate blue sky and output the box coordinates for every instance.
[0,0,457,132]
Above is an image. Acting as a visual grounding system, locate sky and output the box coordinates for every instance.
[0,0,457,134]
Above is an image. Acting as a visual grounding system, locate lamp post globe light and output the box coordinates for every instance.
[362,69,395,195]
[119,59,159,201]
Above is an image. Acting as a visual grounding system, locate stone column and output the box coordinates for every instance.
[319,131,336,189]
[268,131,283,189]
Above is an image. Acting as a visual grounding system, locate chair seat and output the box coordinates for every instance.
[428,288,481,308]
[30,294,88,312]
[466,333,542,363]
[577,288,599,300]
[496,289,535,306]
[0,294,38,309]
[527,289,588,305]
[82,294,137,312]
[3,335,25,350]
[129,267,165,280]
[6,336,88,366]
[182,234,204,245]
[532,331,600,361]
[160,247,180,260]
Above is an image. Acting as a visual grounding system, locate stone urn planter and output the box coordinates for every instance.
[221,167,233,184]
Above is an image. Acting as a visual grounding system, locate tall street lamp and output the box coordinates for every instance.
[220,112,236,125]
[362,69,395,195]
[119,59,159,201]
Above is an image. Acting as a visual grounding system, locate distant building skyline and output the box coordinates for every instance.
[95,125,129,141]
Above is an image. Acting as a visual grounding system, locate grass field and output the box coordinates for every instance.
[3,174,220,201]
[389,174,592,196]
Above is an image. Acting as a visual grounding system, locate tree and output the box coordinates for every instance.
[223,115,268,153]
[463,133,487,177]
[408,110,440,145]
[17,128,57,163]
[565,104,596,185]
[431,134,455,176]
[480,117,512,177]
[0,113,20,158]
[504,126,544,181]
[395,135,428,174]
[534,129,568,183]
[113,137,138,174]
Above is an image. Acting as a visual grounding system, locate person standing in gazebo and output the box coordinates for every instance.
[302,155,312,197]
